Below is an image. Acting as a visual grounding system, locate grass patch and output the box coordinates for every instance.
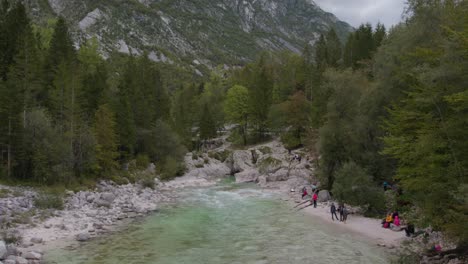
[258,157,282,174]
[207,150,232,162]
[0,188,11,198]
[258,146,272,155]
[34,192,64,210]
[0,230,22,244]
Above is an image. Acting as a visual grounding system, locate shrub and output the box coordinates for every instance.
[0,188,11,198]
[0,230,22,244]
[332,161,385,215]
[139,174,155,189]
[34,193,64,210]
[192,153,199,160]
[258,146,272,155]
[281,131,302,150]
[135,154,150,170]
[258,157,282,174]
[159,157,185,181]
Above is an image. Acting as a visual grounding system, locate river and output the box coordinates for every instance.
[45,182,390,264]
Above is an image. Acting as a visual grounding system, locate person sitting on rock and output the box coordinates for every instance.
[301,187,308,199]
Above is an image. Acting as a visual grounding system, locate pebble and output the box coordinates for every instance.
[30,237,42,244]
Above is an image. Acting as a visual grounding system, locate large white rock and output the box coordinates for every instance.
[23,251,41,260]
[79,8,104,31]
[15,256,28,264]
[318,190,331,202]
[100,192,116,203]
[230,150,253,173]
[0,240,7,259]
[235,169,259,183]
[267,168,289,182]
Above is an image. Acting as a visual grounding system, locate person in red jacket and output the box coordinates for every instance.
[312,192,318,208]
[301,187,308,199]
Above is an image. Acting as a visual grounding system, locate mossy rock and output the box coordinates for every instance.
[258,157,282,174]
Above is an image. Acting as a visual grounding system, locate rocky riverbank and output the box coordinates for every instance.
[0,136,314,264]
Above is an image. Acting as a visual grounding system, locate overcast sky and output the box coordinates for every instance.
[314,0,407,28]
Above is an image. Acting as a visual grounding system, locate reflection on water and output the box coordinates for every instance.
[46,184,389,264]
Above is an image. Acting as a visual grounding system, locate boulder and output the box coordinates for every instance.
[6,245,19,257]
[95,199,111,208]
[86,194,95,203]
[318,190,331,202]
[258,175,267,187]
[234,169,259,183]
[76,233,90,242]
[229,151,253,173]
[4,259,15,264]
[0,240,7,260]
[15,256,27,264]
[100,193,116,203]
[23,252,41,260]
[257,156,283,174]
[267,168,289,182]
[30,238,42,244]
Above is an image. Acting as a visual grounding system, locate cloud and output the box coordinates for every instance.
[314,0,407,28]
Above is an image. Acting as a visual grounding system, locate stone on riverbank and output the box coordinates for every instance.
[76,233,90,242]
[318,190,331,202]
[0,241,7,259]
[30,237,42,244]
[23,251,41,260]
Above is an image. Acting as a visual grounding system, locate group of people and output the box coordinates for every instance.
[381,211,415,237]
[300,186,348,223]
[330,203,348,223]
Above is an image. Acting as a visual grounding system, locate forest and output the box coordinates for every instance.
[0,0,466,246]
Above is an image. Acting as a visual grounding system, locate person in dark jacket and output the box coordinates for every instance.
[330,203,338,221]
[338,204,344,221]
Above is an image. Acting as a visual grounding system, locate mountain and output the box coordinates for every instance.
[26,0,353,71]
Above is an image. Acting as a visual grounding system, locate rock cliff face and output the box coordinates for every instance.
[25,0,353,69]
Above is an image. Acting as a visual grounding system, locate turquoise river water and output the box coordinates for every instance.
[45,182,390,264]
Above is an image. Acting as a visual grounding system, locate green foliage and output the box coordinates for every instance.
[380,0,468,244]
[159,157,185,181]
[224,85,250,145]
[199,103,217,140]
[258,157,282,174]
[34,192,64,210]
[208,150,231,162]
[332,162,385,215]
[94,104,119,175]
[258,146,272,155]
[135,154,150,170]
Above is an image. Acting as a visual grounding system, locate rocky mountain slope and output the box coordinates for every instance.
[25,0,352,70]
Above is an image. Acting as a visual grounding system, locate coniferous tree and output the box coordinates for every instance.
[94,104,118,174]
[199,103,217,140]
[325,28,342,67]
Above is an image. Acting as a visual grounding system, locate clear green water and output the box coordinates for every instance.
[46,184,390,264]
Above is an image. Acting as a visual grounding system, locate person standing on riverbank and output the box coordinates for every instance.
[342,205,348,224]
[330,203,338,221]
[312,192,318,208]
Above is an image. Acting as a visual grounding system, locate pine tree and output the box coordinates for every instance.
[225,85,250,145]
[199,103,217,140]
[325,28,342,67]
[115,57,137,159]
[249,56,273,139]
[94,104,119,174]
